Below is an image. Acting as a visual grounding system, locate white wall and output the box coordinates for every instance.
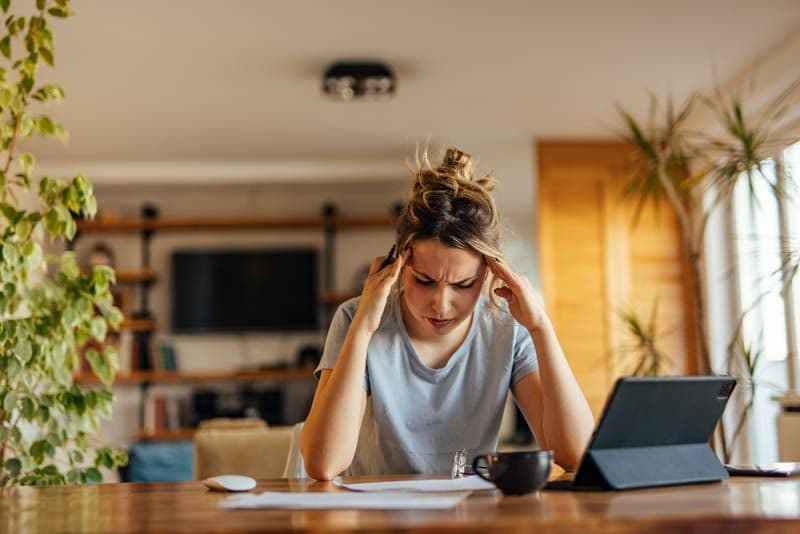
[76,142,539,447]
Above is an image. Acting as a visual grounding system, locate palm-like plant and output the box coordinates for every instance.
[619,80,799,462]
[617,301,675,378]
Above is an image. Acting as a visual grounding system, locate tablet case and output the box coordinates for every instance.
[566,376,736,490]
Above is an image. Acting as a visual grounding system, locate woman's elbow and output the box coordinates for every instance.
[303,458,339,481]
[555,452,582,473]
[300,439,346,481]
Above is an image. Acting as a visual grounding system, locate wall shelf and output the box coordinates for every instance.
[73,204,394,440]
[120,318,157,332]
[77,215,396,233]
[115,269,158,284]
[74,366,316,385]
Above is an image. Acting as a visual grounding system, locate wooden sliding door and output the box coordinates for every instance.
[537,141,697,416]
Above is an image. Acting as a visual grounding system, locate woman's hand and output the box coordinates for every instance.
[487,257,547,332]
[352,248,408,336]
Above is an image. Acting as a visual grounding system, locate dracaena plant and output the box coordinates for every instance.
[0,0,127,486]
[618,79,799,462]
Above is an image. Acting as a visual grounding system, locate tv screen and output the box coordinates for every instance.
[171,249,319,333]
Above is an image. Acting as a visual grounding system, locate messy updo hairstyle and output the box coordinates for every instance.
[396,146,505,306]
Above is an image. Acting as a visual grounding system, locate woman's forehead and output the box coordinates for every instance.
[408,239,484,277]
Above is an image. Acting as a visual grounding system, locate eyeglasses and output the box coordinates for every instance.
[451,448,476,478]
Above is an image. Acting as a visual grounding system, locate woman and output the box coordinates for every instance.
[300,147,594,480]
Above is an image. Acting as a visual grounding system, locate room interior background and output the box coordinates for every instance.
[3,0,800,484]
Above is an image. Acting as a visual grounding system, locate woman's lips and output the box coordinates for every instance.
[426,317,454,328]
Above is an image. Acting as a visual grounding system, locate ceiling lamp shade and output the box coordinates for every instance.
[322,61,396,101]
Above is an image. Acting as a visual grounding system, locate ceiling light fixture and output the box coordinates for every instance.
[322,61,396,101]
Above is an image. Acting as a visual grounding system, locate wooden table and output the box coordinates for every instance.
[1,475,799,533]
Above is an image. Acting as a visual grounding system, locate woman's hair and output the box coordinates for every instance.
[396,146,505,305]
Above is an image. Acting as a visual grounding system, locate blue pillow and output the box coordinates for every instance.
[128,441,194,482]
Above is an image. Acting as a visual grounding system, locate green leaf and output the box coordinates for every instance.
[3,390,17,412]
[48,7,69,18]
[39,47,53,67]
[61,251,79,278]
[3,242,19,263]
[0,36,9,59]
[7,356,21,380]
[15,219,31,240]
[90,316,107,342]
[38,405,50,423]
[15,338,32,362]
[0,87,12,107]
[37,0,47,10]
[19,114,34,137]
[18,152,34,174]
[23,242,42,270]
[37,115,54,135]
[107,307,123,329]
[103,344,119,372]
[85,467,102,483]
[52,122,67,142]
[4,458,21,477]
[22,397,35,421]
[86,348,112,386]
[30,439,49,463]
[19,75,33,94]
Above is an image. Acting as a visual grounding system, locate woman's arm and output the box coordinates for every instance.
[511,319,594,470]
[488,257,594,471]
[300,337,369,480]
[300,251,406,480]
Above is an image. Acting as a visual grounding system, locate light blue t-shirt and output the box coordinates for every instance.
[314,290,538,476]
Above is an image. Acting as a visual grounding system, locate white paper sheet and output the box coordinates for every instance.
[333,475,496,493]
[221,490,470,510]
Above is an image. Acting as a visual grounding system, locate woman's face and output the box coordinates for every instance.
[401,238,487,337]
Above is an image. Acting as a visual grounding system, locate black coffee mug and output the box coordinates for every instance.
[472,450,553,495]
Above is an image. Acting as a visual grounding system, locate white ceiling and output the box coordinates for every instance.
[24,0,800,165]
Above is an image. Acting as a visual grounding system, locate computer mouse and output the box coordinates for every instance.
[202,474,257,492]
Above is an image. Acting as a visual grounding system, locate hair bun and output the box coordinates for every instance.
[434,147,496,192]
[438,147,474,180]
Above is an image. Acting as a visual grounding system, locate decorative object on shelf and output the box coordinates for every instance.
[322,61,396,101]
[84,242,115,269]
[390,201,404,217]
[0,0,127,487]
[141,202,159,220]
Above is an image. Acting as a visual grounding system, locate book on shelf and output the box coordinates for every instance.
[144,394,192,433]
[152,342,178,371]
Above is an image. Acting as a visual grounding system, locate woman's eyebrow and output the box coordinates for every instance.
[411,266,479,284]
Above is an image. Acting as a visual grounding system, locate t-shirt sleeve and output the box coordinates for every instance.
[511,322,539,386]
[314,301,370,392]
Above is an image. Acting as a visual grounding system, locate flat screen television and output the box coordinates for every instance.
[171,249,319,333]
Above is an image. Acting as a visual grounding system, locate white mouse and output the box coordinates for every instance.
[202,474,257,492]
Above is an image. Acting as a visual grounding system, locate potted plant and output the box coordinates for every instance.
[0,0,126,485]
[617,80,800,462]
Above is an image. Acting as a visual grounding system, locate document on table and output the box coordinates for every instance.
[333,475,496,492]
[221,491,470,510]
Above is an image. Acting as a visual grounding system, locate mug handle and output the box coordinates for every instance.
[472,455,492,482]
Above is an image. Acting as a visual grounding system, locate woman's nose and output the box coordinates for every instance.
[431,285,451,316]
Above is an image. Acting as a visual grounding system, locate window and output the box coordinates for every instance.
[730,142,800,463]
[783,142,800,354]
